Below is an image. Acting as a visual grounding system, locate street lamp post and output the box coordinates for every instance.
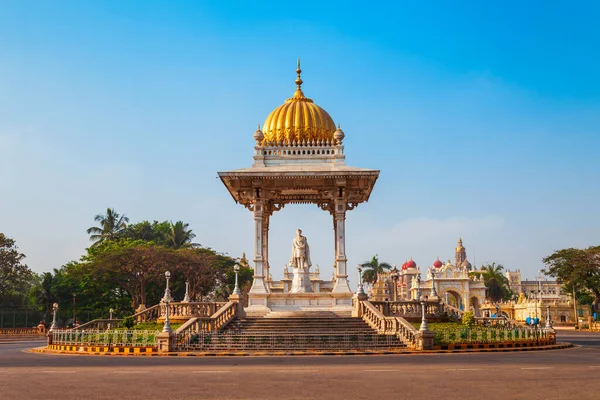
[161,271,173,303]
[50,303,59,331]
[416,274,421,301]
[391,265,399,302]
[109,308,114,320]
[356,266,365,295]
[72,293,77,327]
[162,300,172,333]
[545,305,552,329]
[431,270,438,297]
[233,264,241,295]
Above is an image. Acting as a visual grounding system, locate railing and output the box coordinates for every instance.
[394,317,419,348]
[174,302,238,350]
[175,331,397,351]
[359,301,397,334]
[358,301,420,349]
[201,301,237,332]
[50,329,159,347]
[475,317,523,328]
[433,326,553,345]
[72,319,123,331]
[0,328,41,335]
[160,302,227,319]
[132,304,161,322]
[444,304,464,319]
[370,300,445,318]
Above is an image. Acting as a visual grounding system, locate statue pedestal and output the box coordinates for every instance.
[246,291,353,316]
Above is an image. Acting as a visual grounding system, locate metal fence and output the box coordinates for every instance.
[51,329,160,347]
[175,330,401,351]
[434,326,552,345]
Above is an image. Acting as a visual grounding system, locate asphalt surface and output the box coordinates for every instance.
[0,331,599,400]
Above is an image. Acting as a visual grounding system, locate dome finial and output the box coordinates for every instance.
[294,58,304,98]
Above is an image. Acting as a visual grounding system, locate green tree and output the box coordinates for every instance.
[471,262,511,302]
[165,221,197,249]
[121,220,171,244]
[0,233,34,305]
[360,255,392,284]
[86,208,129,245]
[543,246,600,313]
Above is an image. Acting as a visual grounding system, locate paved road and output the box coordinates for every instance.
[0,331,599,400]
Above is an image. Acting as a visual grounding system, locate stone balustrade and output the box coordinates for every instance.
[159,302,227,321]
[357,300,424,349]
[171,301,238,352]
[370,300,445,319]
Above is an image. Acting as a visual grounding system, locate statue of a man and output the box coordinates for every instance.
[290,229,312,271]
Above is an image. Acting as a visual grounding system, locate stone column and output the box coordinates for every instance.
[262,212,270,291]
[333,214,338,276]
[332,200,351,293]
[250,200,268,294]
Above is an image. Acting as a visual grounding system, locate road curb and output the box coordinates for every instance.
[28,342,573,357]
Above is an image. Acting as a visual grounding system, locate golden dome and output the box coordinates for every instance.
[262,60,336,144]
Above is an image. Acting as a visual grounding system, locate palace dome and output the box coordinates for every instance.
[262,61,337,144]
[433,258,443,268]
[406,258,417,269]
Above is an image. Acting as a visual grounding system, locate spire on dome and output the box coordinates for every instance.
[294,58,305,98]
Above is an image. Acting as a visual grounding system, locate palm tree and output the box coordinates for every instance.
[165,221,197,249]
[86,208,129,245]
[480,262,511,302]
[360,255,392,284]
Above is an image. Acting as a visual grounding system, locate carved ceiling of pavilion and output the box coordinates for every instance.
[218,171,379,211]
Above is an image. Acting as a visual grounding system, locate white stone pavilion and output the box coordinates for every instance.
[218,61,379,314]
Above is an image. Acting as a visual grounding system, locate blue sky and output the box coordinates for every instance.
[1,1,599,283]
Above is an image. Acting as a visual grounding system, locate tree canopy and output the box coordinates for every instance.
[0,233,34,305]
[470,262,512,302]
[361,255,392,284]
[543,246,600,312]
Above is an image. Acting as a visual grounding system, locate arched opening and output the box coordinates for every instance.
[560,314,567,323]
[470,297,481,317]
[441,290,464,310]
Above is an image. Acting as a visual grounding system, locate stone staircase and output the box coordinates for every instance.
[179,312,408,351]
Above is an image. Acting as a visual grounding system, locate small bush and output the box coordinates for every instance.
[122,316,134,329]
[462,311,476,327]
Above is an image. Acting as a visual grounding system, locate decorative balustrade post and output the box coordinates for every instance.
[182,281,191,303]
[419,299,429,332]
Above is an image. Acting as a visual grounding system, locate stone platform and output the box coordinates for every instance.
[246,291,354,317]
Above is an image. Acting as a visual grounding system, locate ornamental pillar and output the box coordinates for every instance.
[333,214,338,275]
[250,200,268,294]
[332,199,351,293]
[262,212,271,291]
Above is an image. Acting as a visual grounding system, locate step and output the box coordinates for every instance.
[264,311,339,319]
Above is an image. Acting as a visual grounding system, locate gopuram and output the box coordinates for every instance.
[219,61,379,315]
